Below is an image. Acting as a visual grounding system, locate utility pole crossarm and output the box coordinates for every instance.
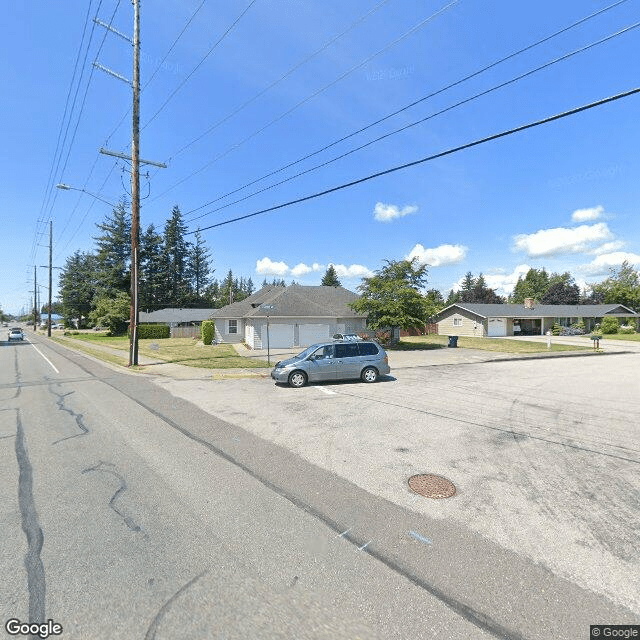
[93,62,131,85]
[99,147,167,168]
[93,18,132,42]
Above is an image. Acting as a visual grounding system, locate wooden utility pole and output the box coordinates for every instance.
[129,0,141,366]
[48,221,53,338]
[33,266,37,331]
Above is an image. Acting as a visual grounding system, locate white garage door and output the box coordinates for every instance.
[261,323,294,348]
[299,323,330,346]
[487,317,507,337]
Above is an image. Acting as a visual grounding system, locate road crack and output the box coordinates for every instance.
[81,461,142,532]
[50,389,89,444]
[15,410,46,624]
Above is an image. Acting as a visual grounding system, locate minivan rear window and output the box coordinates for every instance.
[358,342,379,356]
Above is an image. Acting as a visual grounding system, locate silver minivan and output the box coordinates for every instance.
[271,339,391,388]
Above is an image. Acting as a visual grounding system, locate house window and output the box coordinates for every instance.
[453,317,463,327]
[228,319,238,334]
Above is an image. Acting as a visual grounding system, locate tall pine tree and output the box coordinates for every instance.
[162,206,192,306]
[93,200,131,297]
[188,228,212,304]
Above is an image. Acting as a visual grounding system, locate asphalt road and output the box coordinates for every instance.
[1,333,637,639]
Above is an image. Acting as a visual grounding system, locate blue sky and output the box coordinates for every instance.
[1,0,639,314]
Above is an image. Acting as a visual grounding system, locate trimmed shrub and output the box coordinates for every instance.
[137,324,170,339]
[600,317,619,334]
[552,323,562,336]
[201,320,215,345]
[619,325,636,335]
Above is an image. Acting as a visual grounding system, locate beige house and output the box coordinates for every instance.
[210,284,367,349]
[435,300,639,337]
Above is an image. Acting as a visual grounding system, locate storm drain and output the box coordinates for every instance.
[408,474,456,499]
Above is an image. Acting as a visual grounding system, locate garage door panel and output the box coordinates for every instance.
[299,324,330,346]
[262,324,294,348]
[488,318,507,337]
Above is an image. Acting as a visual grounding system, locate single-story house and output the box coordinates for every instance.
[39,313,63,327]
[210,284,367,349]
[434,300,639,337]
[138,308,217,337]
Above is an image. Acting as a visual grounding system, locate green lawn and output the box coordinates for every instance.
[591,332,640,341]
[395,334,591,354]
[62,333,271,369]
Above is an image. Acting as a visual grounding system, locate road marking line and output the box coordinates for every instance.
[315,386,336,395]
[408,530,433,545]
[30,344,59,373]
[358,541,371,551]
[336,527,352,538]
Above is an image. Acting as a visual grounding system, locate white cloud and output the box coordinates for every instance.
[512,223,613,257]
[571,205,604,222]
[256,258,372,280]
[483,264,531,296]
[577,251,640,277]
[406,243,467,267]
[591,240,625,255]
[373,202,418,222]
[290,262,324,277]
[332,263,375,279]
[256,257,289,276]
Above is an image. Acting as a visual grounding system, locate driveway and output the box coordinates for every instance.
[154,352,640,618]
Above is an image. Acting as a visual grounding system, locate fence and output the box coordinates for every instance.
[399,324,438,337]
[170,325,201,339]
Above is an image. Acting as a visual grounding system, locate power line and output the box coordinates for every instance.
[141,0,259,131]
[166,0,393,162]
[32,0,121,264]
[185,20,640,224]
[152,0,461,201]
[183,0,632,218]
[104,0,208,147]
[186,87,640,234]
[36,0,96,225]
[31,0,103,264]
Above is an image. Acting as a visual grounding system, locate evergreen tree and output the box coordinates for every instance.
[349,258,430,330]
[93,200,131,297]
[245,277,254,295]
[187,228,212,303]
[162,205,192,306]
[321,264,341,287]
[139,223,165,311]
[511,268,550,303]
[59,251,98,327]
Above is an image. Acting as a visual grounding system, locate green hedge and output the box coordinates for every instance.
[201,320,215,345]
[600,317,619,334]
[137,324,170,339]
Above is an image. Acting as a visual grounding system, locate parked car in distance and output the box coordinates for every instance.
[271,339,390,388]
[8,327,25,341]
[332,333,362,341]
[51,324,64,330]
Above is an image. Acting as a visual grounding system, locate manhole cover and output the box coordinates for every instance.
[408,474,456,499]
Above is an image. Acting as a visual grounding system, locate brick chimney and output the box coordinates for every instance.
[524,298,535,309]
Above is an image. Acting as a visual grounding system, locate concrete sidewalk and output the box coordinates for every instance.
[49,333,635,382]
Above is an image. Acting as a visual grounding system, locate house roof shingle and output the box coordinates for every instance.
[436,302,639,320]
[210,284,365,319]
[139,308,217,323]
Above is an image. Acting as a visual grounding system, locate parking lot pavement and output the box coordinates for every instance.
[153,352,640,616]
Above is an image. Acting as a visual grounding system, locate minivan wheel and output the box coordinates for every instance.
[288,371,307,388]
[361,367,378,383]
